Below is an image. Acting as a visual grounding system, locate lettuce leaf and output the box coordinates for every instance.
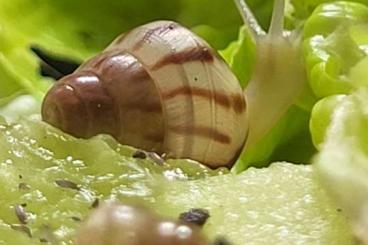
[232,105,315,172]
[303,1,368,98]
[314,88,368,244]
[0,0,247,60]
[290,0,368,20]
[310,94,347,148]
[0,25,51,105]
[220,26,257,88]
[0,118,354,244]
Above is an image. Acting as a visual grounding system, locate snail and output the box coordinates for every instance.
[75,203,209,245]
[41,0,305,168]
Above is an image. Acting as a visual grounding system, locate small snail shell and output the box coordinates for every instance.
[42,20,248,168]
[75,203,209,245]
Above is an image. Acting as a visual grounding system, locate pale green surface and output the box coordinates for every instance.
[0,118,221,243]
[310,95,347,148]
[0,119,355,244]
[155,162,354,245]
[315,88,368,242]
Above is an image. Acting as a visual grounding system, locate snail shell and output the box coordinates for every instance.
[75,203,209,245]
[42,20,248,168]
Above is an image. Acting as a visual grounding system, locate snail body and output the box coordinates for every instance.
[42,21,248,168]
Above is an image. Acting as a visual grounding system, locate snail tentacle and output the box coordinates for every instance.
[233,0,266,39]
[237,0,307,150]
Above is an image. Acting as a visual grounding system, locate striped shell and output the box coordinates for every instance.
[42,20,248,168]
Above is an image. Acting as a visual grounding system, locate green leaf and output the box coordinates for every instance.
[220,26,257,88]
[290,0,368,21]
[233,105,315,172]
[155,162,355,244]
[0,95,41,123]
[303,2,368,98]
[0,24,51,105]
[0,0,247,60]
[314,88,368,243]
[349,55,368,88]
[310,94,347,149]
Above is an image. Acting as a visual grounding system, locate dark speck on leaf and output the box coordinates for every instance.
[71,216,82,222]
[11,224,32,238]
[91,198,100,209]
[213,237,233,245]
[78,31,93,41]
[132,150,147,159]
[40,238,48,243]
[179,208,210,226]
[55,179,80,191]
[18,182,31,191]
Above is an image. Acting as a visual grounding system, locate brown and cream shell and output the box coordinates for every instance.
[42,21,248,168]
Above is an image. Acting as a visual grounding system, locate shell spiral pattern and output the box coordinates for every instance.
[42,21,248,168]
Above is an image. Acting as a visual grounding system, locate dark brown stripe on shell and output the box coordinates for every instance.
[144,132,165,143]
[162,86,246,113]
[169,125,231,144]
[120,102,162,113]
[133,22,178,51]
[152,46,214,70]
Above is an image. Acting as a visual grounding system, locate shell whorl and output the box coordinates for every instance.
[42,20,248,168]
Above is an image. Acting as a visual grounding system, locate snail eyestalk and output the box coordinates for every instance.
[233,0,266,39]
[269,0,285,37]
[238,0,306,150]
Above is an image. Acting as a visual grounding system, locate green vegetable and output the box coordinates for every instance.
[0,118,223,243]
[154,161,354,244]
[220,26,257,88]
[0,0,248,60]
[291,0,368,19]
[0,26,50,105]
[232,105,315,171]
[314,88,368,244]
[0,119,354,244]
[0,0,368,243]
[310,94,347,148]
[303,1,368,98]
